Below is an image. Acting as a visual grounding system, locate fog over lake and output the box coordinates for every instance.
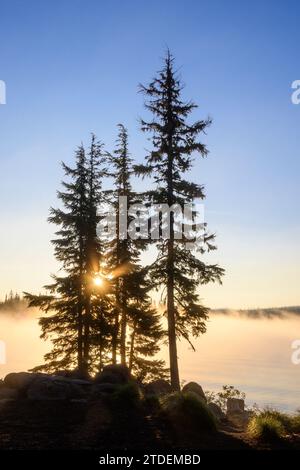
[1,308,299,413]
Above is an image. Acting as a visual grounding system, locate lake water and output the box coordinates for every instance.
[177,312,300,413]
[0,310,299,413]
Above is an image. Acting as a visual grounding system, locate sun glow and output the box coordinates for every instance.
[93,276,103,287]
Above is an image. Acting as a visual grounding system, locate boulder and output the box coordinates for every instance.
[27,377,70,400]
[226,399,248,428]
[90,383,119,399]
[227,398,244,414]
[26,375,92,401]
[3,372,93,401]
[181,382,207,402]
[52,376,91,387]
[54,369,90,381]
[94,364,131,385]
[66,382,90,399]
[54,375,90,384]
[144,379,172,396]
[0,387,18,399]
[208,402,226,421]
[4,372,42,391]
[0,398,15,410]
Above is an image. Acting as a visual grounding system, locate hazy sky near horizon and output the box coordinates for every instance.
[0,0,300,308]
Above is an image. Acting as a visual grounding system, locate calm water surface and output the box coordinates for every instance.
[0,311,299,412]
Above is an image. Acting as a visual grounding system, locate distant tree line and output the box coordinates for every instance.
[25,52,224,388]
[0,291,21,308]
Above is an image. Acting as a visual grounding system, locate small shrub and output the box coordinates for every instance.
[143,394,161,413]
[247,414,285,441]
[289,412,300,433]
[248,408,300,439]
[205,385,246,412]
[259,409,290,430]
[161,391,217,434]
[110,381,142,412]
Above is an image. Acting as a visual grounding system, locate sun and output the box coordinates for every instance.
[93,276,103,287]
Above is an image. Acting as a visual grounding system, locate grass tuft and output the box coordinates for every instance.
[247,413,285,441]
[110,382,142,411]
[161,391,217,433]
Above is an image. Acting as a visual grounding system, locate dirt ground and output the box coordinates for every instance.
[0,399,299,451]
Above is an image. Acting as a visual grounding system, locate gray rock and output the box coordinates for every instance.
[227,397,245,414]
[94,364,131,385]
[3,372,92,401]
[67,383,89,399]
[208,402,226,421]
[62,378,91,387]
[182,382,207,402]
[0,398,16,410]
[90,383,119,399]
[54,369,90,381]
[144,379,172,396]
[27,375,93,400]
[52,375,91,389]
[27,377,70,400]
[0,387,18,399]
[4,372,42,391]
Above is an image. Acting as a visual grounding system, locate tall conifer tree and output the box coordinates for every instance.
[136,52,224,390]
[25,136,108,375]
[105,124,165,371]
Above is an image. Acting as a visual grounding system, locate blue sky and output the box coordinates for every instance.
[0,0,299,307]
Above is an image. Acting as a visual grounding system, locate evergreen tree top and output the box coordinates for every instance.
[137,51,212,186]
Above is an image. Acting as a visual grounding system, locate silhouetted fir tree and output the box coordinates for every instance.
[136,51,224,390]
[82,134,108,370]
[25,136,109,375]
[102,124,130,364]
[27,276,85,373]
[127,300,168,381]
[55,144,89,371]
[89,286,115,372]
[23,53,224,383]
[104,124,165,372]
[25,144,88,372]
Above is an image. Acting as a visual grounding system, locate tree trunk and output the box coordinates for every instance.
[120,304,127,365]
[118,274,127,365]
[77,300,83,372]
[112,274,121,364]
[83,294,91,374]
[167,237,180,390]
[166,64,180,390]
[128,320,137,372]
[77,239,84,373]
[98,334,103,372]
[112,310,119,364]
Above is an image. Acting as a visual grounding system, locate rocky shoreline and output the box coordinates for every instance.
[0,365,299,450]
